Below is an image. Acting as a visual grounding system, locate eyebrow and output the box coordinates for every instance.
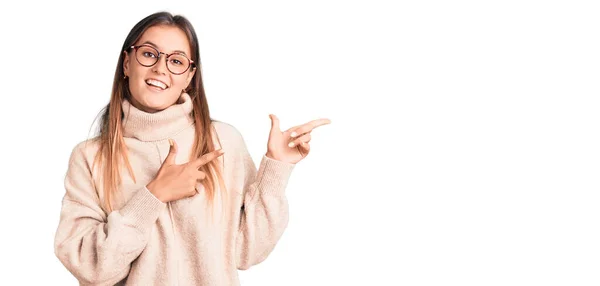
[139,41,189,56]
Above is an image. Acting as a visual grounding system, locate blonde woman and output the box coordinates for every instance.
[54,11,330,285]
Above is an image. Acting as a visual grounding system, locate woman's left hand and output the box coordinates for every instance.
[265,114,331,164]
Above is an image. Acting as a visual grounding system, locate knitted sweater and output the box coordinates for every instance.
[54,93,295,285]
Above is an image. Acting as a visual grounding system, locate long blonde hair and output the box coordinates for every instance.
[89,12,226,213]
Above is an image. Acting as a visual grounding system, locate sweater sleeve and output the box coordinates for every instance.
[54,143,166,285]
[235,138,295,270]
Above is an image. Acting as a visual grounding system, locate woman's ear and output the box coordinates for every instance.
[186,67,196,87]
[123,51,130,76]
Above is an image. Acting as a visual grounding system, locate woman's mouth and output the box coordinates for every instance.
[145,79,169,91]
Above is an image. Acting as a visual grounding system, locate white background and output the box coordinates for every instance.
[1,0,599,285]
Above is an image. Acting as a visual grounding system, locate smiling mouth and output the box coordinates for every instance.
[145,79,169,90]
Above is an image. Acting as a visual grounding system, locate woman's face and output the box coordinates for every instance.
[123,25,195,113]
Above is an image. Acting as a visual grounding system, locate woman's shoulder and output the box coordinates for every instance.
[210,120,251,157]
[68,137,102,165]
[211,120,245,142]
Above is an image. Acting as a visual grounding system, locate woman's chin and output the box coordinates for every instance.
[129,86,179,113]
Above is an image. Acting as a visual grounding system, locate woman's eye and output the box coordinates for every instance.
[143,52,157,58]
[171,59,183,65]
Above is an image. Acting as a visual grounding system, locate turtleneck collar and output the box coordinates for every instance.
[121,93,195,142]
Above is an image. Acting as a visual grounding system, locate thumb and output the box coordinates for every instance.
[269,114,280,133]
[164,139,178,165]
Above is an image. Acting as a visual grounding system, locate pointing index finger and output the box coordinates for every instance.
[189,149,225,168]
[308,118,331,128]
[289,118,331,137]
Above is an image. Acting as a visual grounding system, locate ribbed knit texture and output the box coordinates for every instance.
[54,93,295,285]
[121,93,195,141]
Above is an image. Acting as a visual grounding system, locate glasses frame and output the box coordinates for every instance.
[128,44,196,75]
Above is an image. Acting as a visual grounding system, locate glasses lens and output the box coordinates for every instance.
[135,46,159,66]
[167,54,191,74]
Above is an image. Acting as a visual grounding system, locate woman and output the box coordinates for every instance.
[54,11,330,285]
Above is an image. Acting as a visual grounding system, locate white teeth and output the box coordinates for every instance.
[146,79,168,90]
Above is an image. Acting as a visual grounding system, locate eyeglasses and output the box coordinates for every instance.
[128,45,195,75]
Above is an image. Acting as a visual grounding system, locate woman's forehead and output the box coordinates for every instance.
[137,25,191,55]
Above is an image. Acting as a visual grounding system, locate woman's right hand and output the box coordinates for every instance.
[146,139,225,203]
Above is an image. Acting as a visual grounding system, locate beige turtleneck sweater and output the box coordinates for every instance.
[54,93,295,285]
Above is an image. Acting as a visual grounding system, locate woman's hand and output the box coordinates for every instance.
[265,114,331,164]
[146,139,224,203]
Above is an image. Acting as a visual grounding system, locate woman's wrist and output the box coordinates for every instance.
[265,151,275,160]
[146,181,167,203]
